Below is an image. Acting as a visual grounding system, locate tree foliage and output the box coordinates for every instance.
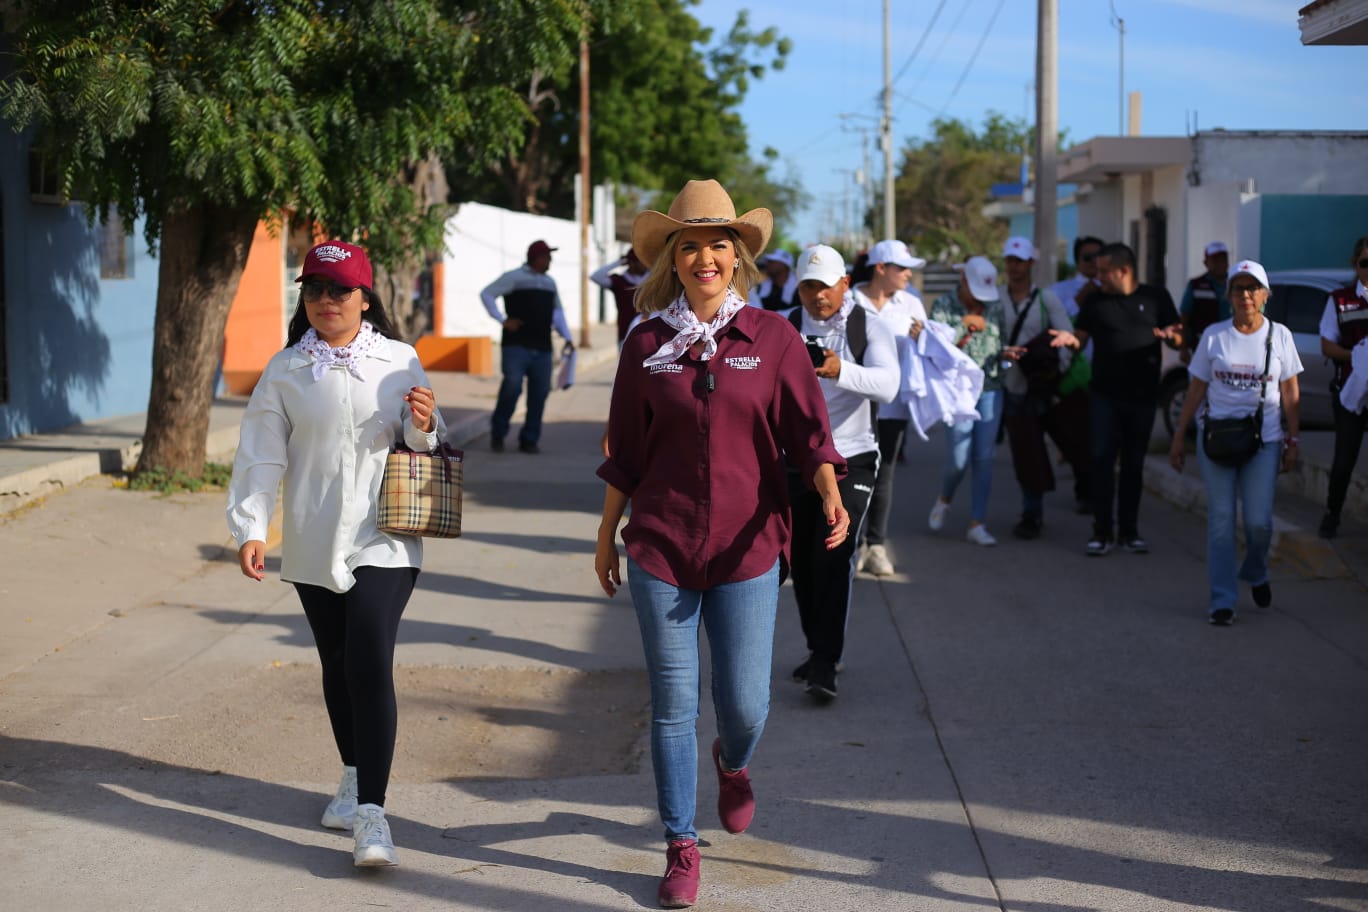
[448,0,803,234]
[890,112,1031,262]
[0,0,595,475]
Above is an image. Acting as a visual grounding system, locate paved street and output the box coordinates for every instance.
[2,346,1366,911]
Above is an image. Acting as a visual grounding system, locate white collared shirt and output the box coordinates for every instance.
[227,336,443,593]
[853,285,927,420]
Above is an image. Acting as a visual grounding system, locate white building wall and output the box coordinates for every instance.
[438,200,625,340]
[1193,132,1368,194]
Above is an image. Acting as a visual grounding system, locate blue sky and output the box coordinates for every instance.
[691,0,1362,245]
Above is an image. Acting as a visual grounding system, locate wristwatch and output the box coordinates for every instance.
[1284,436,1300,448]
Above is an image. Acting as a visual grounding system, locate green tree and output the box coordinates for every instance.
[890,112,1031,262]
[0,0,591,476]
[449,0,802,234]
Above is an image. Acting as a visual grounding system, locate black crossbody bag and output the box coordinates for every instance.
[1201,324,1274,468]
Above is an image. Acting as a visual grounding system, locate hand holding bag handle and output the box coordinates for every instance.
[376,442,464,538]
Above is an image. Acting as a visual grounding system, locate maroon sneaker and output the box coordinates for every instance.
[657,839,700,908]
[712,738,755,834]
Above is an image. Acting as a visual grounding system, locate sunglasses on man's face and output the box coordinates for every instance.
[1357,258,1368,270]
[302,281,358,302]
[1229,283,1263,296]
[1079,251,1099,262]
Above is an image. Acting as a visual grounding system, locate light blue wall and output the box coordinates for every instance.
[1007,202,1080,276]
[1258,195,1368,270]
[0,130,160,440]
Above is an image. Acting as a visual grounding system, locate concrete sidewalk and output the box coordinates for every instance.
[0,323,623,515]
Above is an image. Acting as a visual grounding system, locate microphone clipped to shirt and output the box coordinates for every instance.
[705,373,716,393]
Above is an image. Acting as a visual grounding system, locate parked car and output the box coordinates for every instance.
[1158,268,1353,438]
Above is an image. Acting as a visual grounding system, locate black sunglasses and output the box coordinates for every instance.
[1079,252,1098,262]
[302,280,359,302]
[1358,258,1368,269]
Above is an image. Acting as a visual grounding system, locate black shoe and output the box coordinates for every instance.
[1012,515,1042,540]
[1252,582,1272,608]
[1319,512,1339,539]
[1119,534,1149,554]
[518,441,540,454]
[791,657,811,683]
[1209,608,1235,626]
[490,437,505,453]
[805,660,838,702]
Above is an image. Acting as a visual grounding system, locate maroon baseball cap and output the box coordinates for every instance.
[296,240,373,289]
[527,240,557,261]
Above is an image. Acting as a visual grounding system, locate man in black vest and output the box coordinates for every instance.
[481,240,575,453]
[750,249,798,310]
[1179,240,1230,361]
[783,245,899,703]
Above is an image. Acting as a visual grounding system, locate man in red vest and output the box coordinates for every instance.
[591,247,649,343]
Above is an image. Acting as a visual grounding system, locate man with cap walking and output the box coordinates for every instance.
[749,248,798,311]
[784,244,899,702]
[852,238,927,576]
[1180,241,1231,359]
[481,239,576,453]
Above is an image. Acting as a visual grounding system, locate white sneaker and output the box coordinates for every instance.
[863,544,894,576]
[321,765,358,830]
[965,525,997,547]
[928,499,950,531]
[855,544,869,572]
[353,803,399,867]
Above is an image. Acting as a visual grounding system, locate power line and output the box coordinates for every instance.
[905,0,976,100]
[891,0,950,88]
[938,0,1007,116]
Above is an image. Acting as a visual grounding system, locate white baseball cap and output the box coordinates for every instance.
[954,255,1000,302]
[1205,241,1229,257]
[761,248,795,269]
[867,239,926,270]
[795,244,847,287]
[1227,259,1269,290]
[1002,236,1036,261]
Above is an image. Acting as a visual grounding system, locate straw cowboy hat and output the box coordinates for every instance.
[632,179,773,264]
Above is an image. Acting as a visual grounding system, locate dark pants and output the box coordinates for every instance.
[863,419,906,546]
[1043,387,1092,505]
[296,565,419,808]
[789,450,878,665]
[492,344,553,446]
[1089,392,1157,540]
[1327,392,1368,518]
[1004,391,1054,518]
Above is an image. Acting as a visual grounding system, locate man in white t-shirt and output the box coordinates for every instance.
[850,238,927,576]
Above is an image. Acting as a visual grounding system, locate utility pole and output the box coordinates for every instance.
[839,113,878,247]
[578,36,592,349]
[1110,1,1125,135]
[1033,0,1058,287]
[880,0,895,240]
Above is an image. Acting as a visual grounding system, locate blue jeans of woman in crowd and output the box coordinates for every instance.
[1198,436,1281,614]
[626,556,779,843]
[941,389,1004,523]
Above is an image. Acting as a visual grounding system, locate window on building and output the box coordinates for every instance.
[28,147,64,204]
[99,211,134,279]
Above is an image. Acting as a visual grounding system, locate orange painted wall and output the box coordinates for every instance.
[222,224,286,394]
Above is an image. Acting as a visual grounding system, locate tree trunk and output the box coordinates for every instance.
[134,203,260,477]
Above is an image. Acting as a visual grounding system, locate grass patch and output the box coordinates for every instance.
[126,462,234,494]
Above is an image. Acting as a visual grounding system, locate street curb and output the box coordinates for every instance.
[1142,454,1351,580]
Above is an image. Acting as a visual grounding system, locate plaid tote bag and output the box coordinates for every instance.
[376,443,464,538]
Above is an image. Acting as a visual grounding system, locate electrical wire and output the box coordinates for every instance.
[938,0,1007,116]
[891,0,950,88]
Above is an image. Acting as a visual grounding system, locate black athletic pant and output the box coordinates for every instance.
[295,565,418,808]
[1327,393,1368,518]
[789,450,879,666]
[864,419,907,547]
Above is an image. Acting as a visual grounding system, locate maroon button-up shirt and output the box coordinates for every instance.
[598,306,846,590]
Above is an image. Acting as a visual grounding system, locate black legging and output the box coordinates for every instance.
[295,565,418,808]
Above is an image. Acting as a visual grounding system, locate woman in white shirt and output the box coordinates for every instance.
[227,240,444,867]
[1168,261,1302,626]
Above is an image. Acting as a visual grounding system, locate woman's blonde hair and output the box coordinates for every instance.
[634,227,762,313]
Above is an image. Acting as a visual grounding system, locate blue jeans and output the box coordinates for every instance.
[1199,437,1280,613]
[491,345,552,446]
[626,556,779,843]
[941,389,1003,523]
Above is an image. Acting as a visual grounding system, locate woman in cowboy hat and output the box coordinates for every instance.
[595,180,849,908]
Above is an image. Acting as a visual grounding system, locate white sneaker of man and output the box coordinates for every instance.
[321,765,358,830]
[353,803,399,866]
[863,544,894,576]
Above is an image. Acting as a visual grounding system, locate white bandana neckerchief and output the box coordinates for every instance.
[295,320,383,382]
[801,293,855,340]
[643,290,748,367]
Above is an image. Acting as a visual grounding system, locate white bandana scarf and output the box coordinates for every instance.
[643,290,748,367]
[295,320,383,381]
[803,294,855,339]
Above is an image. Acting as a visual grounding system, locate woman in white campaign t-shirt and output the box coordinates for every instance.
[1168,260,1303,626]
